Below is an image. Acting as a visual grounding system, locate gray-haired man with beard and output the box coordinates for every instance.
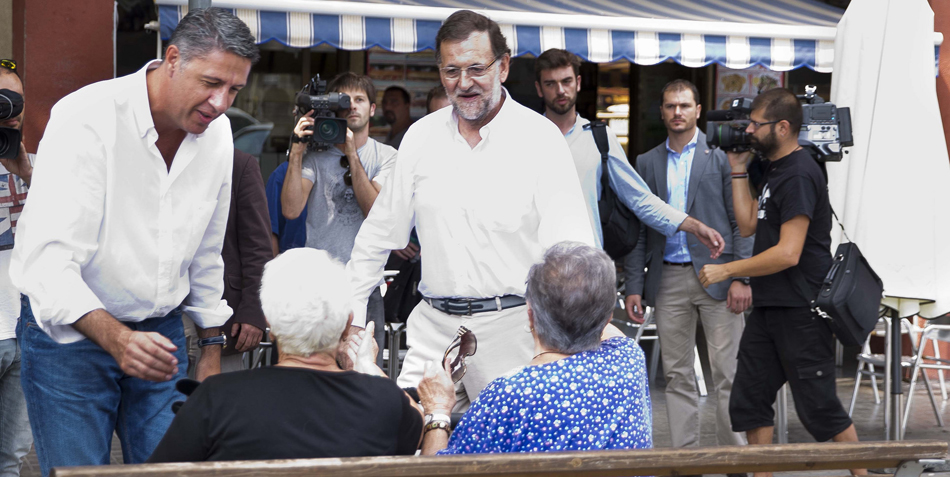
[347,10,598,410]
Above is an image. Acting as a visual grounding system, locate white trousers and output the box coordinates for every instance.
[396,300,535,411]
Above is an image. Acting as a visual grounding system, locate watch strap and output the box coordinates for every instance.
[197,332,227,349]
[424,420,451,434]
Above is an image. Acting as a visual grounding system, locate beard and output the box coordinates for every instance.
[346,114,369,133]
[451,80,502,122]
[750,128,780,158]
[544,95,576,116]
[383,110,396,125]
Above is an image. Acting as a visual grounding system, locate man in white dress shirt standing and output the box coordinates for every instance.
[9,9,257,476]
[347,10,600,410]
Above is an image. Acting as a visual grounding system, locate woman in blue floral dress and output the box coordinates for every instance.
[418,242,652,455]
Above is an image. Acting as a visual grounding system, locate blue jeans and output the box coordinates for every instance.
[18,296,187,477]
[0,337,31,477]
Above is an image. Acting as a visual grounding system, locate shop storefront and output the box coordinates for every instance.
[156,0,845,176]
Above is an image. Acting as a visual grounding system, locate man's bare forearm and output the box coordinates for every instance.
[732,178,757,237]
[348,152,380,216]
[73,309,131,357]
[721,246,799,279]
[280,150,308,219]
[195,325,222,360]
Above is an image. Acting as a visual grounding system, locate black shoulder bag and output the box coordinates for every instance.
[587,120,640,260]
[769,206,884,347]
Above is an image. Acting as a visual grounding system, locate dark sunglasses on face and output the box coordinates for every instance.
[339,156,352,186]
[443,326,477,384]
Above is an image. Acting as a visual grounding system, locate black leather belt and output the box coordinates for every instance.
[663,261,692,267]
[424,295,526,316]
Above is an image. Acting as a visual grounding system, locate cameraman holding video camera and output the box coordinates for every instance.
[281,72,395,358]
[0,60,32,477]
[697,88,864,477]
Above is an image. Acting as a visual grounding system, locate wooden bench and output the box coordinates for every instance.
[50,440,948,477]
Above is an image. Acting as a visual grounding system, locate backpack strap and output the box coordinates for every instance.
[589,120,610,163]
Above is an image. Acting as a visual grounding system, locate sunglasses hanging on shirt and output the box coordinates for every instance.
[339,156,352,186]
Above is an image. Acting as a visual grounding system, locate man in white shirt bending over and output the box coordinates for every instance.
[9,8,257,476]
[350,10,635,410]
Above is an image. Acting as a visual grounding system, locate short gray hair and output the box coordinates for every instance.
[525,242,616,354]
[168,8,259,65]
[260,248,353,357]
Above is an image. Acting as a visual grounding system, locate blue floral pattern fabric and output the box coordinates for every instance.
[438,336,652,454]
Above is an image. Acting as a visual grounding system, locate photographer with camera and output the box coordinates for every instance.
[281,72,396,359]
[0,61,32,477]
[697,88,864,477]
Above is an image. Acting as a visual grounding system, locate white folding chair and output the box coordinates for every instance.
[902,322,950,438]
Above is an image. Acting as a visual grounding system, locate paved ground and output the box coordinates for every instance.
[18,340,950,476]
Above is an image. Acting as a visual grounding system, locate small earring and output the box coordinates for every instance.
[523,323,534,333]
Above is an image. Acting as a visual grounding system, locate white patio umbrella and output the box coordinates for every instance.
[828,0,949,440]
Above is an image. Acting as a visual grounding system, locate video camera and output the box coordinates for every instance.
[706,85,854,162]
[0,89,23,160]
[294,75,351,152]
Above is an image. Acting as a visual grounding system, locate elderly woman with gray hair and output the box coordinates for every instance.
[417,242,652,455]
[148,248,423,462]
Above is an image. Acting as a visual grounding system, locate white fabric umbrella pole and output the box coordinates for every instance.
[829,0,950,440]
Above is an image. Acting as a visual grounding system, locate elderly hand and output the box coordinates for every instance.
[346,321,380,374]
[418,359,456,415]
[699,263,732,288]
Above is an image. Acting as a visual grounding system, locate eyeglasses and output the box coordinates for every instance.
[339,156,352,186]
[443,326,477,383]
[440,56,501,81]
[0,59,15,72]
[748,118,781,131]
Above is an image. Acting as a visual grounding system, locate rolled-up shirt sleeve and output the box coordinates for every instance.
[183,162,233,330]
[10,120,108,342]
[605,129,686,238]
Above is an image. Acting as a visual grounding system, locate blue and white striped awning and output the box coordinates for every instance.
[157,0,847,72]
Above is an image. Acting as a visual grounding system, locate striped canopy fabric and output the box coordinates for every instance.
[158,0,846,72]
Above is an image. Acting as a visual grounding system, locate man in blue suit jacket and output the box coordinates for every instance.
[624,80,753,453]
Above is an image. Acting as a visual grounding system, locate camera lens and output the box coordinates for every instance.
[317,119,340,141]
[708,123,750,151]
[0,134,8,157]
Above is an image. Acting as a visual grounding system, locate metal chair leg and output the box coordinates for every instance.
[902,337,932,439]
[935,343,948,401]
[849,358,865,416]
[693,346,707,397]
[868,363,881,404]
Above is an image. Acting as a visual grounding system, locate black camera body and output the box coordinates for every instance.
[295,75,350,152]
[706,86,854,162]
[0,89,23,160]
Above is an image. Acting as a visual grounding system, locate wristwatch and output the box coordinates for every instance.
[197,332,227,349]
[424,413,451,433]
[735,277,751,286]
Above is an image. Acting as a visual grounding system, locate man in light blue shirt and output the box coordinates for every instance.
[663,130,697,264]
[534,49,724,255]
[624,79,752,455]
